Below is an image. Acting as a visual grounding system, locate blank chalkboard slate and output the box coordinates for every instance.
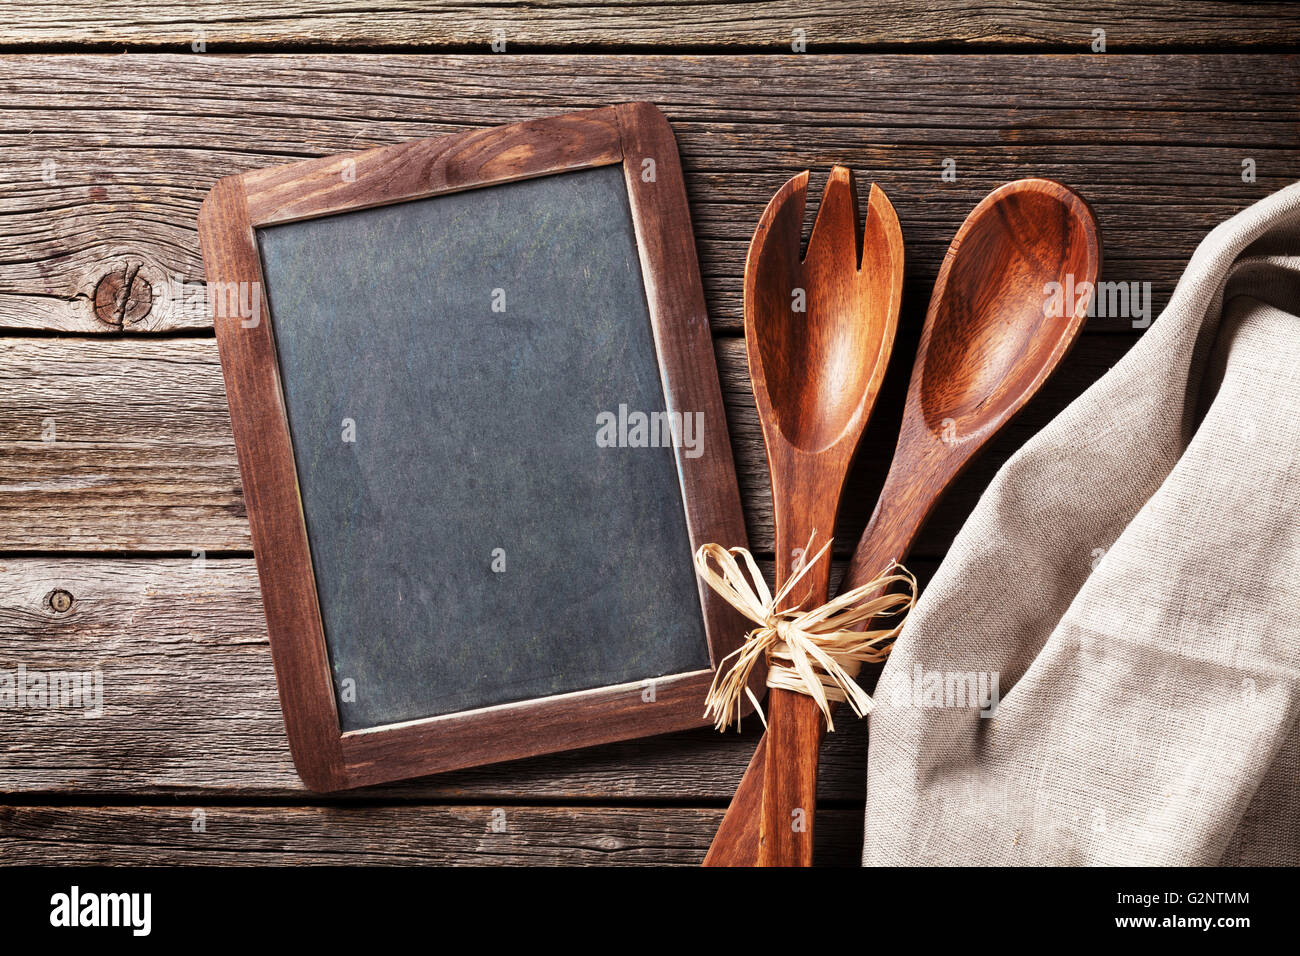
[198,104,751,790]
[258,164,709,730]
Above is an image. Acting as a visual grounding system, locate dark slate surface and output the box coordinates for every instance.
[256,164,710,731]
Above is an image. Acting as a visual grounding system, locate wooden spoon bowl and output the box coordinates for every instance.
[920,180,1099,443]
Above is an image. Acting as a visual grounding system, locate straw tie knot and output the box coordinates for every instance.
[773,618,801,645]
[692,534,916,732]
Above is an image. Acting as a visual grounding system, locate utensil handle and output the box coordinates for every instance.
[751,460,839,865]
[758,688,825,864]
[710,476,930,866]
[772,478,836,612]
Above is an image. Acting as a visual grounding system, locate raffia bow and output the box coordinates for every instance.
[694,535,915,732]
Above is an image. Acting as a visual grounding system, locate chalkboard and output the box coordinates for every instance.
[257,164,709,730]
[200,104,749,789]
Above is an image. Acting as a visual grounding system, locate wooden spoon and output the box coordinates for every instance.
[740,165,904,866]
[707,178,1101,866]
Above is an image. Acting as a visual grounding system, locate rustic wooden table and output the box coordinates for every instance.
[0,4,1296,865]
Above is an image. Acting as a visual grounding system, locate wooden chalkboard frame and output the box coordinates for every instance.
[197,103,753,790]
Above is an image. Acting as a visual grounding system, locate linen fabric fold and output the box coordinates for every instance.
[864,183,1300,866]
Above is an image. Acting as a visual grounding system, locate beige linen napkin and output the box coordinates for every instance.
[863,182,1300,866]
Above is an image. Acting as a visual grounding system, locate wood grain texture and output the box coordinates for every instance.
[0,2,1295,49]
[0,805,864,866]
[0,54,1293,334]
[614,101,753,678]
[0,333,1132,556]
[200,170,349,791]
[243,106,625,225]
[0,555,908,800]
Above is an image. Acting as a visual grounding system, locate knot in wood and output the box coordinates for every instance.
[93,263,153,328]
[47,589,74,614]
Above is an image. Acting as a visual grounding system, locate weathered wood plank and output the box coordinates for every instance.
[0,334,1131,555]
[0,554,920,801]
[1,2,1294,50]
[0,804,864,865]
[0,337,244,552]
[0,54,1292,333]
